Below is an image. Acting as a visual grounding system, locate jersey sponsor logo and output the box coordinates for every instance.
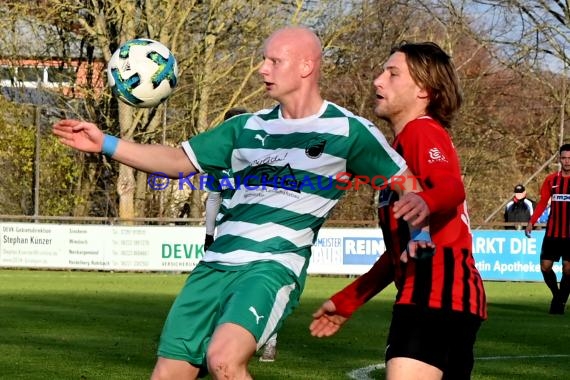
[552,194,570,202]
[244,163,302,192]
[305,138,326,158]
[251,152,288,167]
[254,133,269,146]
[427,147,448,163]
[248,306,265,324]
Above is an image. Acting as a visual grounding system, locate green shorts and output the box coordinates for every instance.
[157,260,303,366]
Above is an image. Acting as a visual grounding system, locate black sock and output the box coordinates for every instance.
[542,269,559,298]
[559,274,570,304]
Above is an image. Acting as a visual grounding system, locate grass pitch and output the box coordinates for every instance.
[1,270,569,379]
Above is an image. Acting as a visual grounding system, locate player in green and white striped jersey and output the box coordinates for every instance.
[184,100,408,278]
[52,26,431,380]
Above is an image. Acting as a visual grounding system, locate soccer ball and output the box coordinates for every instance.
[107,38,178,108]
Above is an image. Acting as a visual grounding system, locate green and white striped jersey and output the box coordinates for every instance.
[182,101,406,278]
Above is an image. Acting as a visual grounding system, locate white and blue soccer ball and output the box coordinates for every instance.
[107,38,178,108]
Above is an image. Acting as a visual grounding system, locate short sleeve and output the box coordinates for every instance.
[346,119,407,187]
[181,115,247,173]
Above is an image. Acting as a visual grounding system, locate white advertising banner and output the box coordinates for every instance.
[0,222,551,281]
[0,222,382,274]
[307,228,385,275]
[0,223,205,272]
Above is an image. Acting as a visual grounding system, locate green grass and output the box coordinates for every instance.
[1,270,569,379]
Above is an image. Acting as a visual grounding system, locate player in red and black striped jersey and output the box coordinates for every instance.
[310,42,487,380]
[526,144,570,314]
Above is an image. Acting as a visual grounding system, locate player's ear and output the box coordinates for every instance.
[417,86,429,100]
[300,58,314,78]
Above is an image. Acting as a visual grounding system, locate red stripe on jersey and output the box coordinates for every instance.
[428,247,447,309]
[450,247,464,311]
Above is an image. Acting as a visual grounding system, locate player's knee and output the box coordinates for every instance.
[150,362,176,380]
[541,262,553,272]
[150,365,169,380]
[207,336,254,378]
[206,349,240,378]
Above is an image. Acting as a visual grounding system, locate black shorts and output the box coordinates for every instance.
[540,237,570,262]
[385,305,482,380]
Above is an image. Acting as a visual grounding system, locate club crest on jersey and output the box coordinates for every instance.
[427,147,448,163]
[305,138,326,158]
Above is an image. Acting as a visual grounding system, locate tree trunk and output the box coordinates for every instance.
[118,102,136,221]
[117,164,136,221]
[73,159,99,217]
[134,171,148,217]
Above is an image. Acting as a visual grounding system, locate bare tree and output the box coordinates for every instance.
[17,0,323,219]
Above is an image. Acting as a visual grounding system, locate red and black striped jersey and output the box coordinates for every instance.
[331,117,487,320]
[530,172,570,239]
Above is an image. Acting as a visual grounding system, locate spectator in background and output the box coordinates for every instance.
[504,184,534,230]
[175,203,191,225]
[526,144,570,315]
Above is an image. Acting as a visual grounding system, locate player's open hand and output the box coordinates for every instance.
[393,193,430,227]
[309,300,347,337]
[52,119,104,153]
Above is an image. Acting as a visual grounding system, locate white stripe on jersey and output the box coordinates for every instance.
[228,189,336,219]
[217,221,315,247]
[203,250,306,277]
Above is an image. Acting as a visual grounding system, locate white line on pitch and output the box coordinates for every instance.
[346,354,570,380]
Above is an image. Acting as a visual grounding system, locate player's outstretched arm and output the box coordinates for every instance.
[309,300,347,338]
[53,119,196,178]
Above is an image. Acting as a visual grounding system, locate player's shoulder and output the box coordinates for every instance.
[406,117,446,135]
[322,101,376,127]
[545,172,560,182]
[401,117,453,149]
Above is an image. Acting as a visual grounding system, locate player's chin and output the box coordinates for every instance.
[373,105,386,118]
